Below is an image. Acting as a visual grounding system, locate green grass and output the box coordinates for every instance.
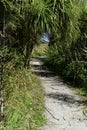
[4,69,46,130]
[75,87,87,97]
[32,44,48,57]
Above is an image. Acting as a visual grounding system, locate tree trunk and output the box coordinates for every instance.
[24,42,33,68]
[0,8,5,120]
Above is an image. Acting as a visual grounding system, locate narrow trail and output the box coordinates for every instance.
[30,56,87,130]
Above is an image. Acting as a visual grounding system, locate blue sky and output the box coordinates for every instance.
[42,33,50,43]
[43,35,50,43]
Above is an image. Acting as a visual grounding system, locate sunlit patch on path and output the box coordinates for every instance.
[30,56,87,130]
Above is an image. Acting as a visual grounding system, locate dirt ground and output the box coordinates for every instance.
[30,56,87,130]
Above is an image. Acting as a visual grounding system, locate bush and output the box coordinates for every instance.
[64,61,87,87]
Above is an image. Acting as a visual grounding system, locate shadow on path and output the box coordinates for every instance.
[31,56,87,130]
[47,92,87,106]
[31,57,54,77]
[32,69,54,77]
[31,57,87,107]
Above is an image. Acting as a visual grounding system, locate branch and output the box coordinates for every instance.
[45,106,59,121]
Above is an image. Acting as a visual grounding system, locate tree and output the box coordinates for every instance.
[23,0,57,67]
[45,0,87,86]
[0,0,7,119]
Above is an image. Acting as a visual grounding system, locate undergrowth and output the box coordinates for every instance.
[4,68,45,130]
[32,44,48,57]
[44,45,87,96]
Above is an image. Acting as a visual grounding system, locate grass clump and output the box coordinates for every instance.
[4,69,45,130]
[75,87,87,97]
[32,44,48,57]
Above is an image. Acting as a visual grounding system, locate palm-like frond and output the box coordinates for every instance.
[25,0,57,33]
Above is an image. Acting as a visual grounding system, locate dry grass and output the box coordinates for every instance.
[4,68,46,130]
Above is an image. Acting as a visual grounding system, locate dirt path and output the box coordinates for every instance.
[30,56,87,130]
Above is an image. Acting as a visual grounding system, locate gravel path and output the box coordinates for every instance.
[30,56,87,130]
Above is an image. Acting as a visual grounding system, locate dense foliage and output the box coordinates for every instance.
[45,1,87,89]
[0,0,56,67]
[0,0,53,127]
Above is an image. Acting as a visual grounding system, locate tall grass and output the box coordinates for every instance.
[4,69,45,130]
[32,44,48,57]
